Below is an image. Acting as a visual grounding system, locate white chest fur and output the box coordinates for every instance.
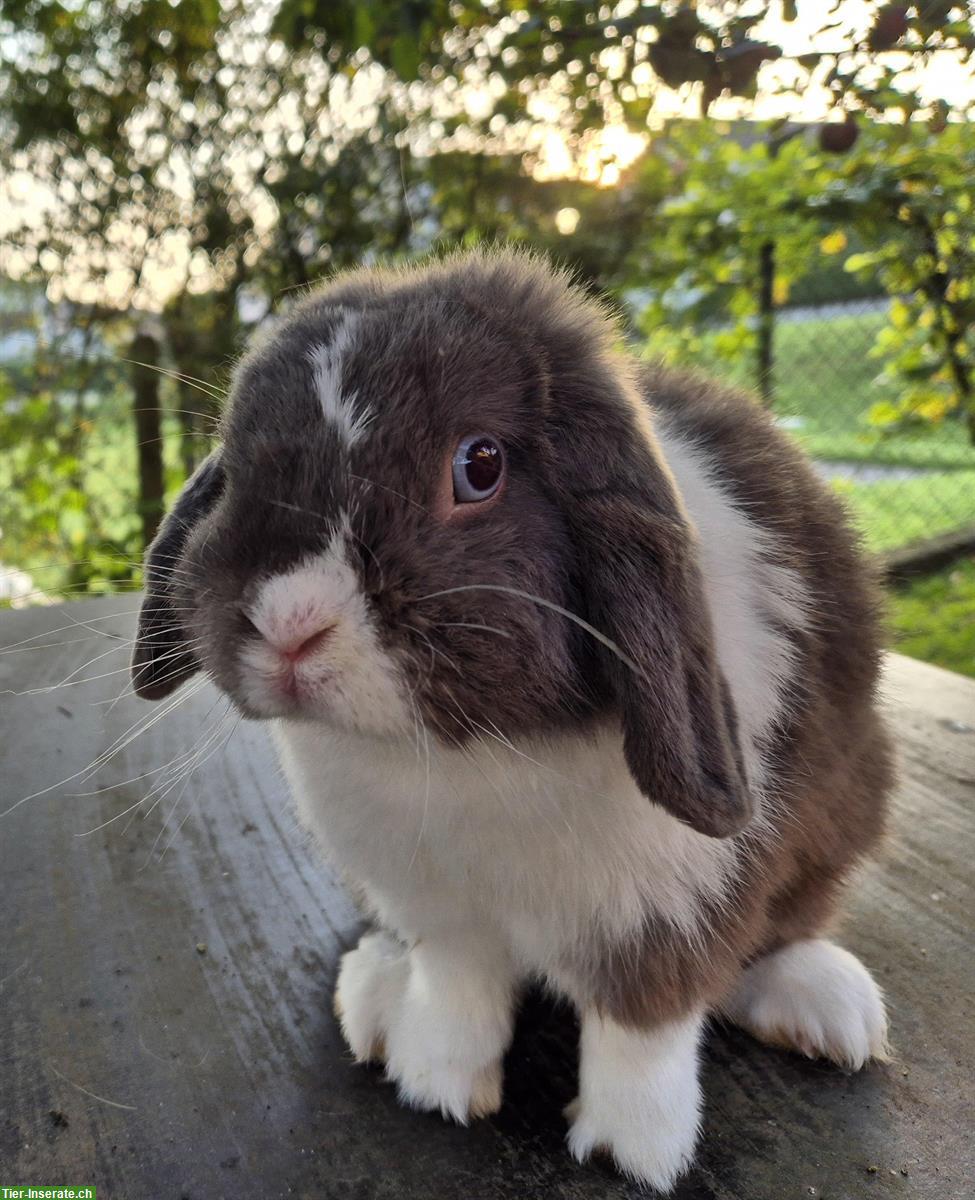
[274,719,736,974]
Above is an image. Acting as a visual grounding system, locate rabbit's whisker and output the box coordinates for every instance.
[142,709,238,868]
[0,674,207,819]
[122,358,226,403]
[350,473,429,514]
[416,585,644,681]
[433,621,512,639]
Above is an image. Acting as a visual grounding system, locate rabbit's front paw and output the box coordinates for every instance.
[566,1079,700,1194]
[333,931,408,1063]
[384,1035,503,1124]
[335,931,513,1124]
[722,938,890,1069]
[567,1009,703,1193]
[382,970,509,1123]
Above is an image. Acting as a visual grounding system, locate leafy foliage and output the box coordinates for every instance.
[1,0,974,604]
[625,121,831,381]
[273,1,974,128]
[815,125,975,440]
[0,286,150,591]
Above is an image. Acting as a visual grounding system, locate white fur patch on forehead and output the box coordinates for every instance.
[308,310,375,449]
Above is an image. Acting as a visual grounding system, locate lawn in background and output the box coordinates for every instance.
[774,309,975,469]
[674,304,975,468]
[771,308,974,554]
[653,303,974,555]
[835,471,975,554]
[888,555,975,679]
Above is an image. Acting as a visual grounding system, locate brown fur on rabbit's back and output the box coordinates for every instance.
[642,362,893,857]
[579,364,894,1028]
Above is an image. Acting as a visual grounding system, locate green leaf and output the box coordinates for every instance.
[844,252,876,274]
[353,7,374,47]
[390,32,421,80]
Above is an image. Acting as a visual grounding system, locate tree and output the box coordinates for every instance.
[272,2,974,135]
[268,0,975,428]
[612,120,832,401]
[1,0,255,583]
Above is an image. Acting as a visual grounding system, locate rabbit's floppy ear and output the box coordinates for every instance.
[131,451,224,700]
[551,399,752,839]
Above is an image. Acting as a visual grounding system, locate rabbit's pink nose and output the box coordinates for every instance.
[248,607,338,662]
[277,622,336,663]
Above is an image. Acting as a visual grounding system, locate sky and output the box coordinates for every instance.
[535,0,974,181]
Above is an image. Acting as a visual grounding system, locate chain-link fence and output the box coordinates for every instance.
[651,294,975,564]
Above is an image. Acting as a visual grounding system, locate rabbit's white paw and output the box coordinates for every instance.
[333,931,408,1063]
[566,1010,703,1194]
[722,938,890,1069]
[335,930,513,1123]
[384,1035,503,1124]
[382,947,511,1123]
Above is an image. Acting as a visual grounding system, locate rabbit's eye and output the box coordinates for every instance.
[452,435,504,503]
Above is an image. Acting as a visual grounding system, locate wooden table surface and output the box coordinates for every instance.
[1,596,973,1200]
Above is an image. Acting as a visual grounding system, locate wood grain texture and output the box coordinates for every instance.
[1,596,972,1199]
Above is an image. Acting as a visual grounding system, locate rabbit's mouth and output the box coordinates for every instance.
[228,549,413,737]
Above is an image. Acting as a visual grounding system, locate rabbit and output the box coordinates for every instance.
[132,248,893,1193]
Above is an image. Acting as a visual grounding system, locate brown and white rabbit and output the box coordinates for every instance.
[132,249,892,1192]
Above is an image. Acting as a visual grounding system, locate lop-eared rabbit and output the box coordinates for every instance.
[133,250,892,1191]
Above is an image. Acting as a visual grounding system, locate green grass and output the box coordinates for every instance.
[833,471,975,554]
[772,313,974,555]
[668,307,975,469]
[651,305,975,557]
[888,555,975,679]
[774,312,975,469]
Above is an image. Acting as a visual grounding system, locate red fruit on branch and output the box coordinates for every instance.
[819,115,859,153]
[868,5,909,51]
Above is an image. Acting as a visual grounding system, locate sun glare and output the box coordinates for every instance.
[533,122,647,187]
[555,207,580,235]
[585,124,647,186]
